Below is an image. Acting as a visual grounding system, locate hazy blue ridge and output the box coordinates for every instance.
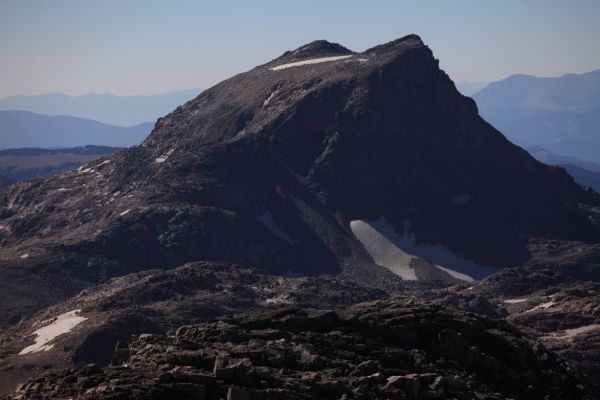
[0,89,202,126]
[0,110,153,148]
[473,69,600,163]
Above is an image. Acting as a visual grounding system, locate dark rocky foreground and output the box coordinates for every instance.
[426,266,600,385]
[0,263,385,395]
[6,299,597,400]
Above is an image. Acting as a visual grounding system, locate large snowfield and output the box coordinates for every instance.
[350,218,499,281]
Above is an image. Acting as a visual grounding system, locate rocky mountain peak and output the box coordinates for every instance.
[1,35,599,329]
[2,35,600,399]
[363,33,425,55]
[274,39,354,63]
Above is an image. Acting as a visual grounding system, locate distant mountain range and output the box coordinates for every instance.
[456,81,488,96]
[472,69,600,163]
[526,146,600,192]
[0,110,152,149]
[527,145,600,173]
[0,145,121,182]
[0,89,202,126]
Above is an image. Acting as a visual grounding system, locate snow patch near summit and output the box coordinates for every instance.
[270,55,352,71]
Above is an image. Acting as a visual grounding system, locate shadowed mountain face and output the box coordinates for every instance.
[473,69,600,163]
[1,35,599,327]
[557,164,600,193]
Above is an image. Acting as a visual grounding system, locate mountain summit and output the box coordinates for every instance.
[1,35,599,326]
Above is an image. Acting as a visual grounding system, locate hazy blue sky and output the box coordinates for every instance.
[1,0,599,98]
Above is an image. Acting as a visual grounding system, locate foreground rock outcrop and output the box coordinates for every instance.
[424,265,600,385]
[0,263,385,395]
[6,299,596,400]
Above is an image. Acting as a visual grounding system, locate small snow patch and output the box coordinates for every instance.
[119,209,131,216]
[96,159,111,167]
[20,253,29,259]
[264,295,292,305]
[504,298,529,304]
[263,91,278,106]
[78,167,94,174]
[525,301,556,313]
[155,149,174,163]
[257,212,293,244]
[19,310,87,355]
[563,324,600,339]
[270,55,352,71]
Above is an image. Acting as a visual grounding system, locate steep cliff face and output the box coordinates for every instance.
[1,35,599,326]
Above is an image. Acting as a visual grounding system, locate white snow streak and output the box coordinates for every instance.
[563,324,600,339]
[270,55,352,71]
[504,298,529,304]
[525,301,556,313]
[263,91,278,106]
[434,265,474,282]
[96,160,111,167]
